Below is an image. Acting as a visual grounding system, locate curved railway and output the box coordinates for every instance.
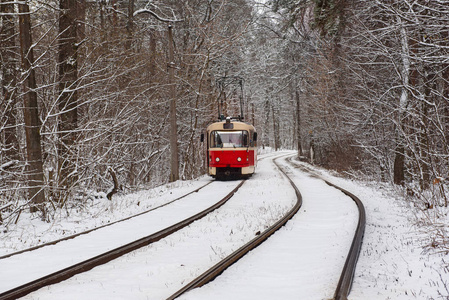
[0,181,214,260]
[0,180,245,300]
[168,155,365,300]
[167,155,303,299]
[0,153,365,300]
[288,157,366,300]
[1,153,273,261]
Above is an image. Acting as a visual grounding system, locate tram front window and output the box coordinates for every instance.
[211,131,248,148]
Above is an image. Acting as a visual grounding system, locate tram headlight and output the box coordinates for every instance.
[215,157,220,162]
[237,157,242,162]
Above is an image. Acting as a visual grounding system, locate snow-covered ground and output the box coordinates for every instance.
[181,156,359,299]
[0,150,447,299]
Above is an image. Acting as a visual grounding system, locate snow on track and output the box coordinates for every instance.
[6,151,445,299]
[19,153,296,299]
[0,179,210,255]
[181,155,359,299]
[0,180,241,293]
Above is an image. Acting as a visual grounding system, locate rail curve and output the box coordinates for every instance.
[1,154,365,300]
[0,180,244,300]
[166,156,303,299]
[288,157,366,300]
[168,155,365,300]
[0,181,214,260]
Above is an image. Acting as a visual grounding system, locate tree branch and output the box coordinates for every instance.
[134,8,183,23]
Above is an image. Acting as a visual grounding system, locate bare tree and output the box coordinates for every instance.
[167,23,179,182]
[57,0,80,201]
[18,1,46,213]
[0,0,19,162]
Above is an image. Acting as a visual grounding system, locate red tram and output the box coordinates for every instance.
[204,117,257,179]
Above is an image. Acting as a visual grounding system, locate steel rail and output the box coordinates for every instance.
[0,180,244,300]
[326,180,366,300]
[167,156,302,300]
[286,156,366,300]
[0,181,213,260]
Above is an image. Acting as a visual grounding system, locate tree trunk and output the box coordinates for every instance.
[0,0,19,161]
[168,24,179,182]
[18,1,46,212]
[394,16,411,186]
[57,0,79,196]
[419,78,432,190]
[295,90,303,157]
[126,0,134,50]
[272,102,280,151]
[149,29,156,77]
[393,144,405,185]
[263,99,270,148]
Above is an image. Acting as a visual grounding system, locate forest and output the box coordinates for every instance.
[0,0,448,251]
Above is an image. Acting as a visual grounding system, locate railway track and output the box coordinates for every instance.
[287,157,366,300]
[1,153,365,300]
[2,152,274,261]
[166,155,303,299]
[0,180,245,300]
[0,181,214,260]
[168,154,365,300]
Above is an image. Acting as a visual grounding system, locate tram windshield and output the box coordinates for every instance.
[210,130,249,148]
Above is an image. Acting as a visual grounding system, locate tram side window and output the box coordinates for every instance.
[242,131,249,147]
[210,131,249,148]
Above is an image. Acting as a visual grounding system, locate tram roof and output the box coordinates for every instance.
[207,120,255,131]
